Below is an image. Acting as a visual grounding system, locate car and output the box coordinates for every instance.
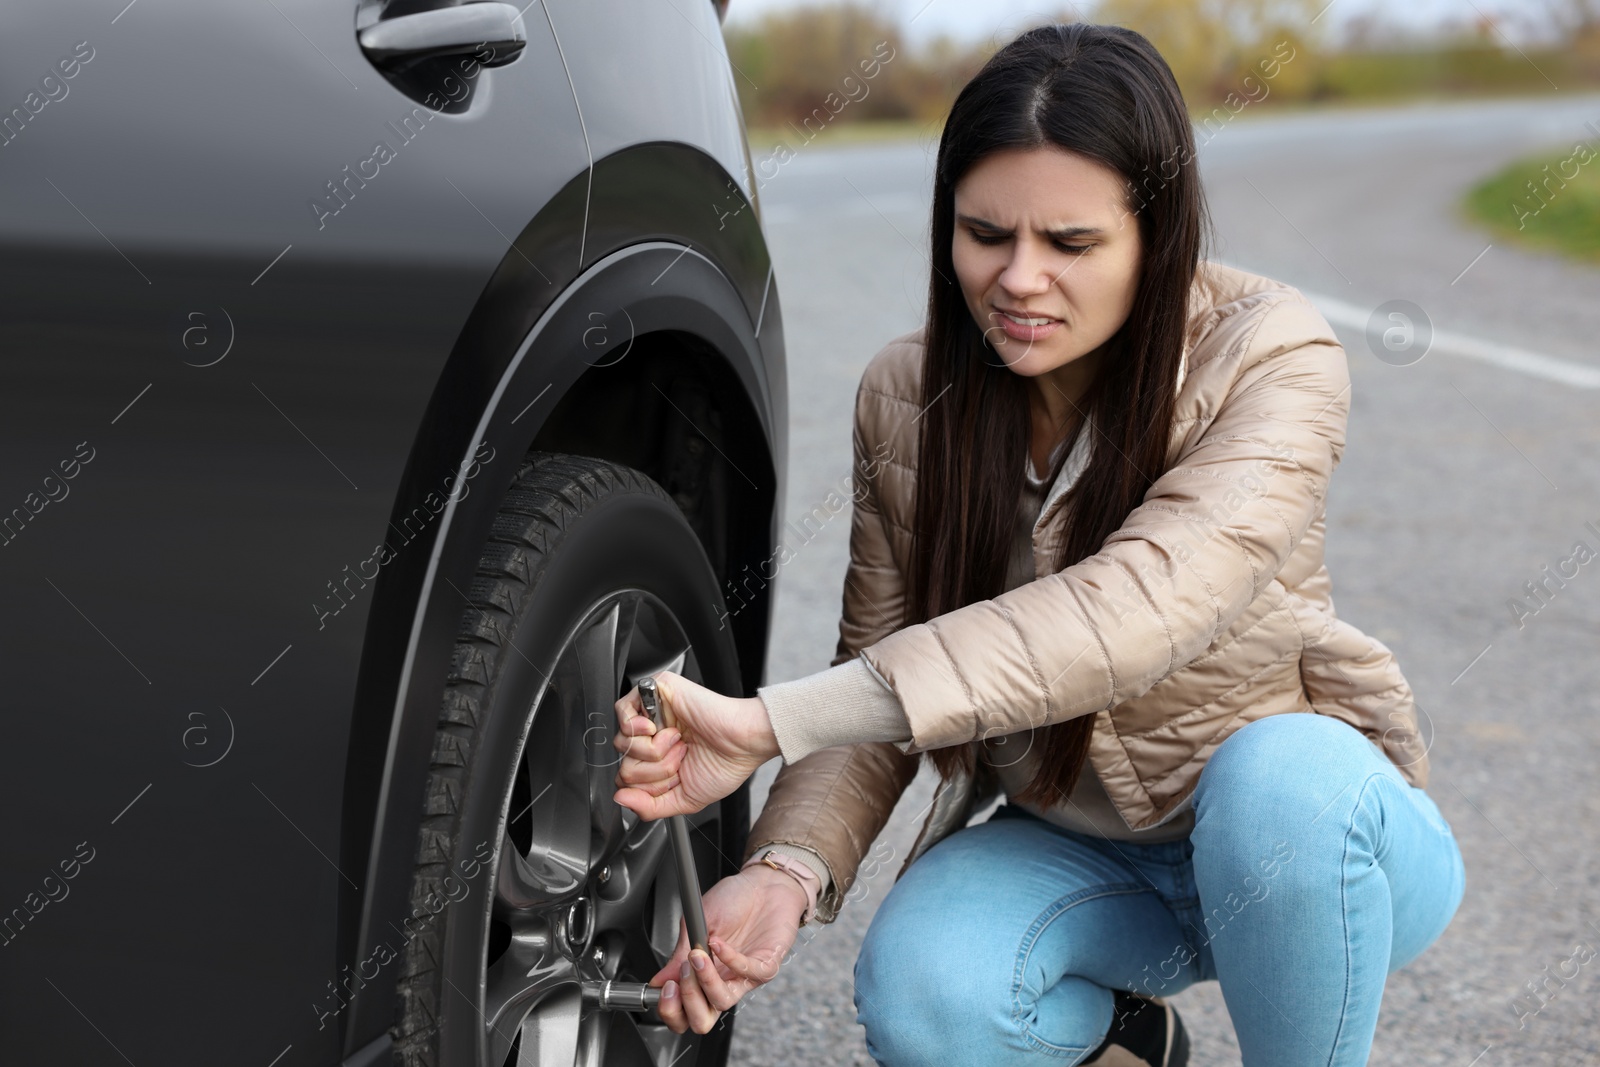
[0,1,784,1065]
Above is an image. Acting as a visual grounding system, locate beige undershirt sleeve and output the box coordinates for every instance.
[757,656,912,765]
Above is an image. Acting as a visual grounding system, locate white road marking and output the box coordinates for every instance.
[1282,283,1600,390]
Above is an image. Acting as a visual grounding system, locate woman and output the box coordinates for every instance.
[611,22,1464,1067]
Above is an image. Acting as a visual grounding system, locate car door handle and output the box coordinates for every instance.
[358,3,526,73]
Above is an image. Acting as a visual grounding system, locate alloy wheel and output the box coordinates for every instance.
[479,589,723,1067]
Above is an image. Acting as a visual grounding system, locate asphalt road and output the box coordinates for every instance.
[723,91,1600,1067]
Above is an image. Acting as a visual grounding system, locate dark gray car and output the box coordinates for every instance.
[0,2,784,1065]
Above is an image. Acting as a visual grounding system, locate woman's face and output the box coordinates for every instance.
[951,145,1142,384]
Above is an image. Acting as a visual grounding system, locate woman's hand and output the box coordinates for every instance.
[649,866,808,1034]
[612,670,779,819]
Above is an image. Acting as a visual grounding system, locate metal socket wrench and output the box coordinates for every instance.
[582,979,662,1012]
[583,675,709,1014]
[637,675,711,956]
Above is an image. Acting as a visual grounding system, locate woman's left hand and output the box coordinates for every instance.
[611,670,779,819]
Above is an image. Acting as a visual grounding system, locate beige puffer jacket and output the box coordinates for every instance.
[741,261,1429,925]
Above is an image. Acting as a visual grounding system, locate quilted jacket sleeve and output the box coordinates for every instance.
[739,359,923,925]
[1292,562,1430,787]
[862,298,1350,753]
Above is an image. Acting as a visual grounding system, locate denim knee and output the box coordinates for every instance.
[854,897,1122,1065]
[853,902,1038,1065]
[853,916,964,1064]
[1194,711,1389,817]
[1188,715,1376,878]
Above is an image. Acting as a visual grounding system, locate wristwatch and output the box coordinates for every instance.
[752,848,817,925]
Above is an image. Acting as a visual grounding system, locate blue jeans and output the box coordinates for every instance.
[853,713,1466,1066]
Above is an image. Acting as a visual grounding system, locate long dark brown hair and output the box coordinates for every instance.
[907,22,1212,807]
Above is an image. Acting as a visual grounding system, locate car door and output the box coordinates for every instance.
[0,1,588,1063]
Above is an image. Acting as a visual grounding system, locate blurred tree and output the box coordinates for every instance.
[1546,0,1600,78]
[724,3,915,126]
[723,0,1600,139]
[1541,0,1600,35]
[724,2,1036,131]
[896,31,997,122]
[1094,0,1323,103]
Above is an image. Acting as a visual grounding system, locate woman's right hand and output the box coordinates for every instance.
[611,670,780,820]
[649,865,808,1034]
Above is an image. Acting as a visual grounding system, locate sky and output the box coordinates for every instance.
[722,0,1566,48]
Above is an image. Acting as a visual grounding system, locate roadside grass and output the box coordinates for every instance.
[1464,143,1600,264]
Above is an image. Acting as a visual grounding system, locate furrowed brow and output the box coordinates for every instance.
[956,213,1103,239]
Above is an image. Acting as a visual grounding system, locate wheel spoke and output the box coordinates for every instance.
[574,1007,605,1067]
[656,647,687,678]
[644,845,694,965]
[569,600,622,718]
[591,816,670,934]
[633,1017,691,1067]
[611,593,641,695]
[584,1009,664,1067]
[496,830,585,916]
[486,931,573,1067]
[514,669,592,894]
[550,603,633,873]
[624,598,691,686]
[512,985,582,1067]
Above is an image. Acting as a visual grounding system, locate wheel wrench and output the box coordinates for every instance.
[581,674,709,1015]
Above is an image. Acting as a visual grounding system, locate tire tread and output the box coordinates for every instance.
[391,453,675,1067]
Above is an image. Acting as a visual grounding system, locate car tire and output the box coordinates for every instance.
[391,451,749,1067]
